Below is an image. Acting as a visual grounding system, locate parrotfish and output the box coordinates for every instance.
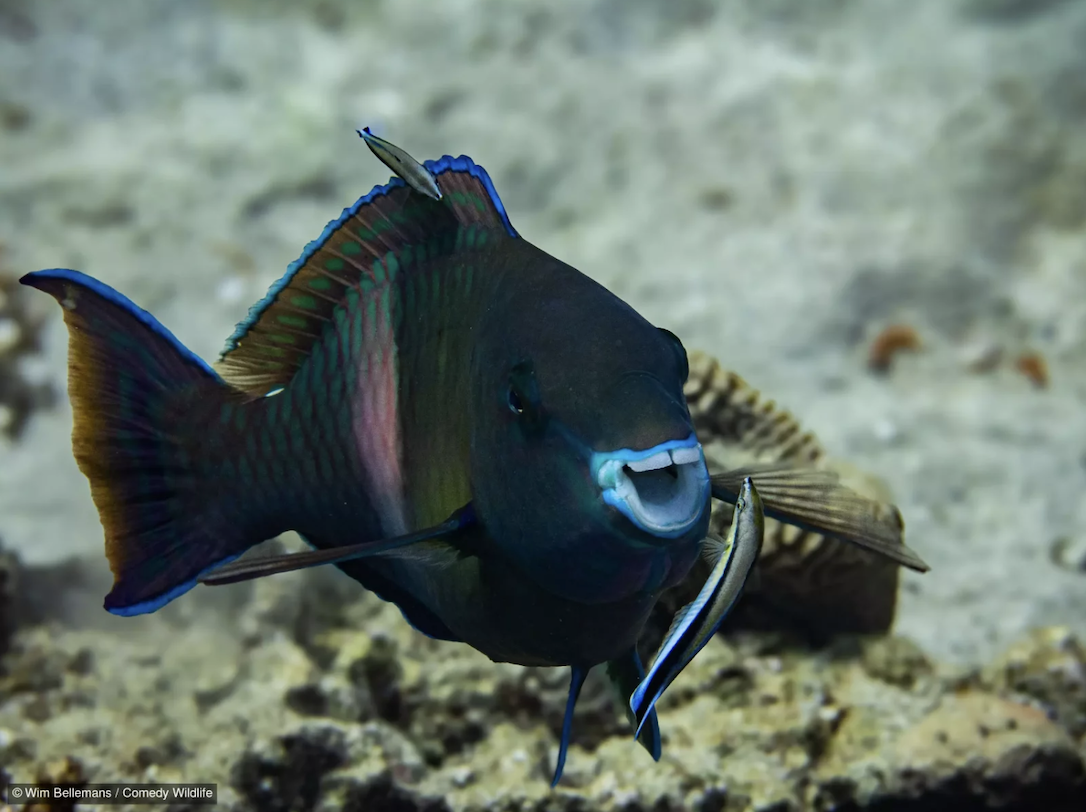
[21,131,929,785]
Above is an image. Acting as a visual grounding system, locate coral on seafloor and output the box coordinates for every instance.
[0,544,1084,812]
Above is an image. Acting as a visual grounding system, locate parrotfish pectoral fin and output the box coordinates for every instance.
[552,666,589,788]
[710,464,930,572]
[359,127,443,201]
[199,505,476,586]
[19,269,257,617]
[630,478,764,738]
[605,650,662,761]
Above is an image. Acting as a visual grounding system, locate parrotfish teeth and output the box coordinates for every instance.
[669,447,702,466]
[590,435,711,538]
[626,450,671,473]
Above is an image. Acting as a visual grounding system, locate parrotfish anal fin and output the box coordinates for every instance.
[552,666,588,788]
[631,479,764,737]
[216,137,517,396]
[198,508,473,586]
[605,650,661,762]
[711,465,930,573]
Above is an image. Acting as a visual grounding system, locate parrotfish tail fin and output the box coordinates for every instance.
[551,666,588,788]
[20,269,251,616]
[606,650,662,761]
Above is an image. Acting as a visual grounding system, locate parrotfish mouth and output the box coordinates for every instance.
[590,434,711,539]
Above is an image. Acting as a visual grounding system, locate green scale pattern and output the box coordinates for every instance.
[200,223,496,545]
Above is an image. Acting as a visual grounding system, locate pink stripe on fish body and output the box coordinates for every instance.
[352,286,408,538]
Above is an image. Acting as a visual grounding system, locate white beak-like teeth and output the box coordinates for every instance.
[621,447,703,472]
[669,447,702,466]
[626,450,672,473]
[590,437,711,538]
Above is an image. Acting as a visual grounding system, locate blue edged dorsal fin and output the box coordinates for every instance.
[552,666,588,787]
[215,133,517,395]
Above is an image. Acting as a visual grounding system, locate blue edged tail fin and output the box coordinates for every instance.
[21,269,254,616]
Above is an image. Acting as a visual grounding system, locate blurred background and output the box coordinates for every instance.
[2,1,1086,808]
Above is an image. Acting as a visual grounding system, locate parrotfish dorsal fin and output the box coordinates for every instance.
[216,139,516,395]
[421,153,517,236]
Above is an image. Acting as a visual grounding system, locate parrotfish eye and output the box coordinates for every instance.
[658,328,689,382]
[507,360,546,434]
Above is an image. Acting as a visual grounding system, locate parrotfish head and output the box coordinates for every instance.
[469,246,711,605]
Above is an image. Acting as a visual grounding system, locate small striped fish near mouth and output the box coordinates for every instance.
[630,476,765,736]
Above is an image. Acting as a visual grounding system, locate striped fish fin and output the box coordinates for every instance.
[216,146,516,395]
[684,350,823,464]
[710,466,926,572]
[684,350,905,634]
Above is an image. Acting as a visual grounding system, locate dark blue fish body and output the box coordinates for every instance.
[22,133,927,784]
[347,238,707,666]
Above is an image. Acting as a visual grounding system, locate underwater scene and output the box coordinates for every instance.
[2,1,1086,810]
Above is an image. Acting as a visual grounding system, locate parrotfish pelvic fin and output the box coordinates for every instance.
[605,649,662,762]
[552,666,589,788]
[631,478,765,738]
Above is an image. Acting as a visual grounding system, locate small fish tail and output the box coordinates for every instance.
[21,269,254,616]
